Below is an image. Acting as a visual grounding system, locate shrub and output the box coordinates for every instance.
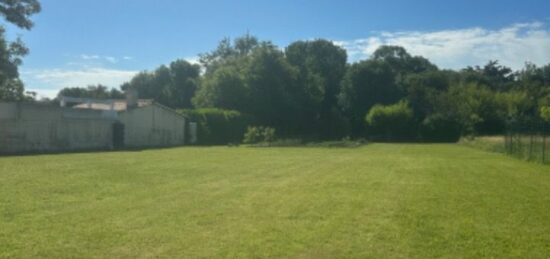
[419,114,461,142]
[540,106,550,122]
[243,126,277,144]
[178,108,253,145]
[365,100,415,141]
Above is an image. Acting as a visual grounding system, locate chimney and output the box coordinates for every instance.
[126,89,138,109]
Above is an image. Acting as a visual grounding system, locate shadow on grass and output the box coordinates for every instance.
[0,145,187,158]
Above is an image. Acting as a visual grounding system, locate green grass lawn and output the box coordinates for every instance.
[1,144,549,258]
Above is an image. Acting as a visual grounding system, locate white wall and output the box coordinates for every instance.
[118,104,186,147]
[0,103,114,154]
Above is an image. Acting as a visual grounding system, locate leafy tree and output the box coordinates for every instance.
[339,59,400,135]
[285,39,347,138]
[243,43,302,134]
[57,84,125,99]
[199,34,259,75]
[403,70,458,120]
[194,35,260,110]
[495,90,532,120]
[192,65,247,110]
[372,45,437,78]
[0,0,40,101]
[419,113,461,142]
[0,0,41,29]
[442,83,505,135]
[234,33,259,56]
[169,59,201,108]
[516,63,550,111]
[122,59,200,108]
[461,60,515,91]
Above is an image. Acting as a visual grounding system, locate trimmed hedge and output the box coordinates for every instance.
[178,108,253,145]
[365,100,415,141]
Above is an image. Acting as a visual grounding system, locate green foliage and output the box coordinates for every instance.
[339,59,402,136]
[540,106,550,122]
[461,60,515,91]
[403,70,456,119]
[43,32,550,142]
[372,45,438,75]
[178,108,253,145]
[441,83,507,135]
[244,44,314,136]
[419,114,461,142]
[286,39,348,138]
[0,0,41,29]
[69,34,548,143]
[192,65,247,110]
[122,59,200,108]
[199,34,259,75]
[0,76,25,101]
[243,126,276,144]
[57,84,124,99]
[365,100,414,140]
[0,0,40,101]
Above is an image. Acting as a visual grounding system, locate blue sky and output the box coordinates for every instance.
[5,0,550,98]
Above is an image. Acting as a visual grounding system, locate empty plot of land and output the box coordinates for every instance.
[0,144,549,258]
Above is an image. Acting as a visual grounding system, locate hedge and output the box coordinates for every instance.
[178,108,253,145]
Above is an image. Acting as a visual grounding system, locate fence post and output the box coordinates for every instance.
[543,123,546,164]
[529,132,534,160]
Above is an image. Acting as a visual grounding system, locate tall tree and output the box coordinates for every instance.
[0,0,41,29]
[169,59,201,108]
[199,34,259,75]
[0,0,41,101]
[243,43,302,134]
[339,59,399,135]
[122,59,200,108]
[372,45,437,75]
[403,70,458,120]
[285,39,347,138]
[461,60,514,91]
[192,65,247,110]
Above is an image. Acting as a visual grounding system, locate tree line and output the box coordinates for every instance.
[110,35,549,141]
[1,1,549,142]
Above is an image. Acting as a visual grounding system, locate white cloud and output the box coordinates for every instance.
[79,54,122,64]
[80,54,100,60]
[336,22,550,70]
[185,56,200,65]
[24,89,60,100]
[105,56,118,63]
[21,68,138,98]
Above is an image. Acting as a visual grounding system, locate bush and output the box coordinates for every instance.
[419,114,461,142]
[365,100,415,141]
[243,126,276,144]
[178,108,253,145]
[540,106,550,122]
